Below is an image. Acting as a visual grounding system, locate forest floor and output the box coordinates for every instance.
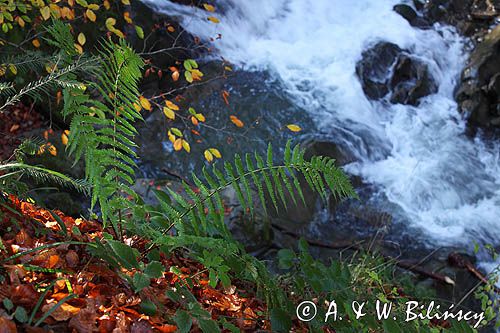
[0,196,273,332]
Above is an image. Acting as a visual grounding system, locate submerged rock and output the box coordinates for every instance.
[456,25,500,131]
[356,42,437,106]
[390,54,438,105]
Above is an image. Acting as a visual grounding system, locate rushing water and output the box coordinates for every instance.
[141,0,500,262]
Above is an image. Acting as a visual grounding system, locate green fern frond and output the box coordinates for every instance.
[146,142,356,241]
[0,57,93,112]
[44,20,79,59]
[62,38,144,229]
[0,163,90,195]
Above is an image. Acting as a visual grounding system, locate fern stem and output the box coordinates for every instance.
[0,57,93,112]
[141,164,305,256]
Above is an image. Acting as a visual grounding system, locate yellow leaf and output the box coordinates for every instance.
[230,115,244,128]
[110,28,125,38]
[123,12,132,24]
[165,100,179,111]
[204,150,213,162]
[133,103,141,112]
[182,140,190,153]
[77,32,86,45]
[191,69,204,81]
[168,130,175,143]
[167,25,175,33]
[45,63,57,73]
[121,0,131,4]
[105,17,116,29]
[86,9,96,22]
[103,0,111,10]
[74,43,83,54]
[17,16,25,27]
[195,113,205,122]
[9,64,17,75]
[87,4,99,10]
[163,107,175,120]
[208,148,221,158]
[286,124,302,132]
[207,16,220,23]
[173,138,182,151]
[203,3,216,12]
[49,4,61,19]
[40,6,51,20]
[32,39,41,48]
[61,7,71,19]
[139,96,151,111]
[61,131,69,146]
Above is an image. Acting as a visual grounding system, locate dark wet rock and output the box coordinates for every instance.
[303,140,355,166]
[394,4,418,23]
[413,0,425,11]
[356,42,403,100]
[456,25,500,131]
[393,4,431,28]
[390,54,438,105]
[414,0,500,37]
[223,187,274,252]
[356,42,437,105]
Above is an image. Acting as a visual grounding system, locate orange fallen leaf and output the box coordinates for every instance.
[48,254,60,269]
[155,324,177,333]
[230,115,244,128]
[0,316,17,333]
[42,301,81,322]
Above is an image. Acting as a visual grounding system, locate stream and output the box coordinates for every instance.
[139,0,500,273]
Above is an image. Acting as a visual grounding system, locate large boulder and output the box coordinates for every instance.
[356,42,438,106]
[456,25,500,131]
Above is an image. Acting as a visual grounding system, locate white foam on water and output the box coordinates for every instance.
[142,0,500,254]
